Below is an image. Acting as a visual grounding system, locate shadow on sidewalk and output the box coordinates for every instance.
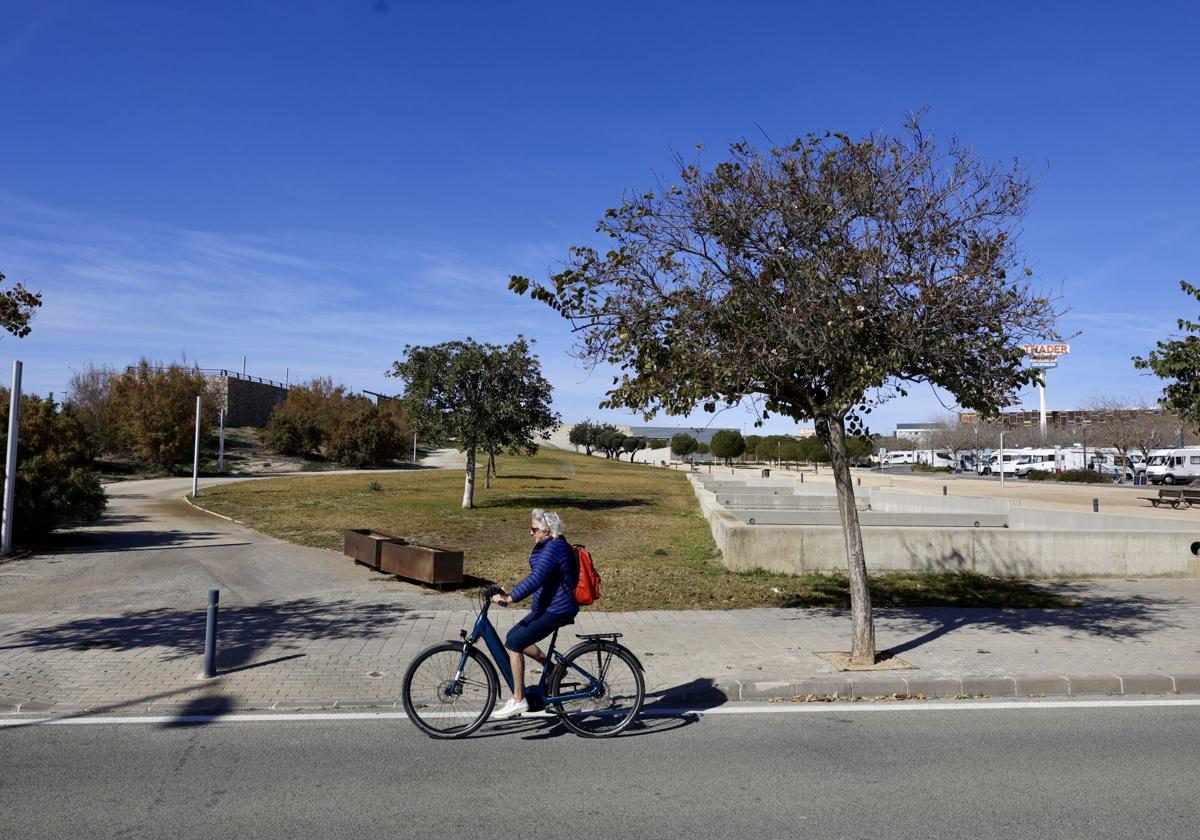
[0,598,412,670]
[874,583,1182,658]
[38,512,245,554]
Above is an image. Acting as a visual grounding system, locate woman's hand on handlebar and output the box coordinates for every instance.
[490,587,512,606]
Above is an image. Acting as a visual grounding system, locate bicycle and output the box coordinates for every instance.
[401,585,645,739]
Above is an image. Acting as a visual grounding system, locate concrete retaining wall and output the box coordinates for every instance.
[693,476,1200,578]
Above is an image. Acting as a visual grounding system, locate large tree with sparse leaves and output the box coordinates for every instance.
[511,115,1057,665]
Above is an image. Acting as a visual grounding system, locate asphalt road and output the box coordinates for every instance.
[4,703,1198,839]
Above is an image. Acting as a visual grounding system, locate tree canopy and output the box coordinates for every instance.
[0,270,42,339]
[388,337,559,508]
[1133,280,1200,430]
[511,115,1057,664]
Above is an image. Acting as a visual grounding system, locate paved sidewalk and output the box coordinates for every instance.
[3,576,1199,714]
[2,472,1199,717]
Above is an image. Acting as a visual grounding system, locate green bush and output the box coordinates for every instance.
[107,359,217,471]
[1,394,106,542]
[1025,470,1051,481]
[264,379,412,467]
[1056,468,1110,484]
[326,399,407,468]
[911,463,952,473]
[262,412,323,457]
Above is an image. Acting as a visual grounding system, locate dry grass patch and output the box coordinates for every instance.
[196,449,1076,612]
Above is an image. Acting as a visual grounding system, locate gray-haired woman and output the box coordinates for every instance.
[490,508,579,719]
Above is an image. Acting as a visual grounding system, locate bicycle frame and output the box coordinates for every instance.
[455,600,600,705]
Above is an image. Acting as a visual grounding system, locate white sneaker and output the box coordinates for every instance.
[491,697,528,720]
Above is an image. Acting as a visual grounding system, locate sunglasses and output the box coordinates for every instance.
[530,526,545,534]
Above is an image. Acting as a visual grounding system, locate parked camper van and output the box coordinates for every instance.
[882,450,916,466]
[977,451,1021,477]
[1145,448,1200,485]
[1014,449,1059,477]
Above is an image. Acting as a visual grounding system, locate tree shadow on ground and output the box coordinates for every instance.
[791,581,1182,660]
[161,694,235,728]
[35,513,248,554]
[478,496,653,512]
[0,599,410,669]
[493,475,568,482]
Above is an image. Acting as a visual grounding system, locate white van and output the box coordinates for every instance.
[1145,448,1200,485]
[977,451,1022,477]
[1014,448,1059,477]
[882,450,916,466]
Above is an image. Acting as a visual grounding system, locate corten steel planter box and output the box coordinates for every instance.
[380,542,464,586]
[343,529,405,569]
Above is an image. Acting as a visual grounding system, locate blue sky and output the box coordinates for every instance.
[2,0,1198,436]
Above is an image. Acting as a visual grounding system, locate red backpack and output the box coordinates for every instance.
[573,545,601,606]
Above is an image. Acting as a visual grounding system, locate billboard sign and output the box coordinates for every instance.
[1023,342,1069,368]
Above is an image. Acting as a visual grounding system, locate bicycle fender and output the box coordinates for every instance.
[562,639,645,673]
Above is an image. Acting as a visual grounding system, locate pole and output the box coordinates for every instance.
[203,589,219,678]
[412,433,418,464]
[192,395,201,498]
[241,356,246,377]
[218,408,226,473]
[1,361,22,555]
[1039,372,1047,438]
[285,367,289,388]
[999,431,1005,488]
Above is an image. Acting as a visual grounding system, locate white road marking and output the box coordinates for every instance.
[3,697,1200,726]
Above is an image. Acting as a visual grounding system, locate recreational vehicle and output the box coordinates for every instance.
[1145,448,1200,485]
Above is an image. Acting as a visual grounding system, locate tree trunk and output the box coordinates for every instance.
[821,415,876,665]
[462,446,476,509]
[484,450,495,488]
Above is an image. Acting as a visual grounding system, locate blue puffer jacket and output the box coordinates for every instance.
[510,535,579,618]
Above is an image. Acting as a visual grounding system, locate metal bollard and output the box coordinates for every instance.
[203,589,219,678]
[800,473,804,484]
[1093,498,1099,513]
[943,485,947,496]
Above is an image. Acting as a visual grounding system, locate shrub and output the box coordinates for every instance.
[263,379,412,466]
[1025,470,1051,481]
[107,359,217,471]
[1056,468,1110,484]
[326,399,407,468]
[262,411,323,457]
[0,393,106,542]
[911,463,952,473]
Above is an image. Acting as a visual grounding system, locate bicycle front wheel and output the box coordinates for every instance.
[549,642,644,738]
[402,643,498,738]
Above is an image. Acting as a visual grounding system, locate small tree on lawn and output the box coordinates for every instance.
[569,420,597,454]
[594,426,624,459]
[389,337,559,508]
[621,435,646,462]
[710,429,746,465]
[670,433,697,462]
[512,115,1057,664]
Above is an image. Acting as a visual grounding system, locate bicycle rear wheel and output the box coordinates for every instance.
[549,642,644,738]
[402,643,498,738]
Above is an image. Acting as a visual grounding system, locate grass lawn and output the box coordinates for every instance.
[196,448,1076,611]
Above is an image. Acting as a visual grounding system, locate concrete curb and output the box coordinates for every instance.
[725,672,1200,702]
[5,672,1199,717]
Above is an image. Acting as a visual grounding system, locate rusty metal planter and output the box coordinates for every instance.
[380,542,464,586]
[343,529,405,569]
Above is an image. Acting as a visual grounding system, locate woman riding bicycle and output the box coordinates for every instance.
[490,508,579,719]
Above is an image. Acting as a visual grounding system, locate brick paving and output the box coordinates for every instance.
[3,576,1199,714]
[2,472,1199,717]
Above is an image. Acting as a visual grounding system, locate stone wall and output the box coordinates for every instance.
[208,375,290,427]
